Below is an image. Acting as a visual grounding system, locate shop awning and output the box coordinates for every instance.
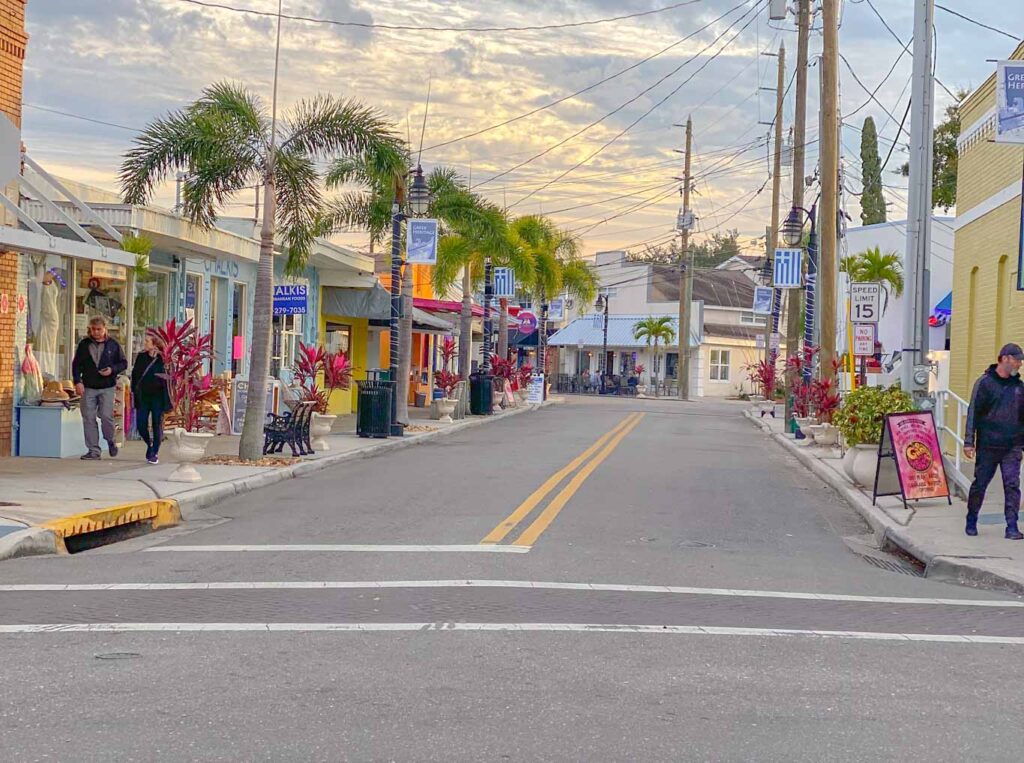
[413,297,484,317]
[322,282,390,319]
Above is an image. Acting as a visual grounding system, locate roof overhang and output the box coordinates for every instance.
[0,225,135,266]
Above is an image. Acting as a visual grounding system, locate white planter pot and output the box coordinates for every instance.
[515,389,528,404]
[851,444,880,487]
[310,412,336,451]
[813,423,840,448]
[794,417,818,438]
[436,398,456,423]
[842,445,858,480]
[165,428,213,483]
[636,385,648,398]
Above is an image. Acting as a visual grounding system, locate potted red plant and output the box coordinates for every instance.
[490,355,514,406]
[149,318,214,482]
[515,363,533,403]
[745,359,780,416]
[295,341,353,450]
[433,370,461,422]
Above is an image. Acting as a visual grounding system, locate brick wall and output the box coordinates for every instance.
[0,0,25,456]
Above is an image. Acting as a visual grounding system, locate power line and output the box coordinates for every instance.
[170,0,711,33]
[507,1,767,208]
[476,0,763,191]
[935,3,1020,42]
[840,54,912,139]
[423,0,753,152]
[23,103,139,132]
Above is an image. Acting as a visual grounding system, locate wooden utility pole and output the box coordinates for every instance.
[767,44,786,370]
[820,0,839,381]
[784,2,810,421]
[677,116,694,400]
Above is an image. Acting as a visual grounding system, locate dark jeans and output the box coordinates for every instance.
[136,398,165,457]
[967,447,1022,526]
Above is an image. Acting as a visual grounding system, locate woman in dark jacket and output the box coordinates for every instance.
[131,334,172,464]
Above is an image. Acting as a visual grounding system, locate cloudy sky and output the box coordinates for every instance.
[19,0,1024,257]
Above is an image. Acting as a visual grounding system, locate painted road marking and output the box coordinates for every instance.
[144,544,530,554]
[480,412,641,545]
[2,621,1023,644]
[512,413,645,547]
[0,579,1019,608]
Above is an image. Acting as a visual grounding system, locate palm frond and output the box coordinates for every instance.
[282,95,400,161]
[433,235,473,295]
[275,146,323,276]
[559,257,599,307]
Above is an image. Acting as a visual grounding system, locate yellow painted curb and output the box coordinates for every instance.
[40,499,181,550]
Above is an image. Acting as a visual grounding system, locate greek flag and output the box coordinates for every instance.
[493,267,516,297]
[773,248,803,289]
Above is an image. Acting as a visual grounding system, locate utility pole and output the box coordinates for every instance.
[767,45,786,371]
[901,0,935,398]
[819,0,840,382]
[784,4,810,422]
[677,116,694,400]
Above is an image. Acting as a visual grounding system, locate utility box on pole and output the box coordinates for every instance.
[769,0,787,21]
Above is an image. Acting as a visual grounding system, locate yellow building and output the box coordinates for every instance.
[950,41,1024,401]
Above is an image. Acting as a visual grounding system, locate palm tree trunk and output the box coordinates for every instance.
[498,297,509,360]
[397,263,413,425]
[458,266,473,378]
[238,176,276,461]
[653,340,659,398]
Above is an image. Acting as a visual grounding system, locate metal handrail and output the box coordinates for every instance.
[934,388,970,494]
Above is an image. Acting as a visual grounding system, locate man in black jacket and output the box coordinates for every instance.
[964,343,1024,539]
[72,316,128,460]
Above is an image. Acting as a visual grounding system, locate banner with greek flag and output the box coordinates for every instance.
[493,267,516,297]
[773,248,803,289]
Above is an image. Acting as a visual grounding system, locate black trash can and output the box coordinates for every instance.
[470,373,494,415]
[356,379,394,438]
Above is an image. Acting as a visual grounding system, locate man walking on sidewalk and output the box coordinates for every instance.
[72,316,127,460]
[964,343,1024,539]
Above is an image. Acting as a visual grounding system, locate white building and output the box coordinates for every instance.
[547,250,769,397]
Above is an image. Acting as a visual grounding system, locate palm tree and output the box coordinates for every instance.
[851,246,904,313]
[633,316,676,397]
[430,186,534,380]
[120,82,400,460]
[510,216,598,375]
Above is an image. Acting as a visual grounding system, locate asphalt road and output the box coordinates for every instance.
[2,396,1023,762]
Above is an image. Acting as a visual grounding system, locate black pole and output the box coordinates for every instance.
[389,205,404,436]
[539,301,548,399]
[803,203,818,385]
[601,296,609,394]
[482,258,493,372]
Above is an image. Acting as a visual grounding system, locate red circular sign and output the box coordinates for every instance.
[518,310,537,335]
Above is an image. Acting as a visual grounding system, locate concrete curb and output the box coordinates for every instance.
[742,409,1024,596]
[173,401,553,519]
[0,527,61,562]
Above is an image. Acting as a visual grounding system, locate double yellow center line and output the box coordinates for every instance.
[481,412,645,548]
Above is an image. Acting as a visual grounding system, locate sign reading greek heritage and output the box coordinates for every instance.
[996,61,1024,144]
[407,218,439,265]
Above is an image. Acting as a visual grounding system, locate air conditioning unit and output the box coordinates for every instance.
[768,0,787,21]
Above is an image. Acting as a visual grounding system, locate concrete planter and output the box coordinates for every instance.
[794,416,819,438]
[436,398,456,423]
[310,412,336,451]
[811,423,840,448]
[850,444,879,487]
[165,428,213,483]
[842,446,859,480]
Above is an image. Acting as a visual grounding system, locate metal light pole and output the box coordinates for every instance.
[782,203,819,384]
[389,166,430,436]
[597,294,610,394]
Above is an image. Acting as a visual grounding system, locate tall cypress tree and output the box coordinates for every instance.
[860,116,887,225]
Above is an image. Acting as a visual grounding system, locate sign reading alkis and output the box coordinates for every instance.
[996,61,1024,144]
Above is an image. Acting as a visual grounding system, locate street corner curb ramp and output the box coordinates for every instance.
[39,499,182,555]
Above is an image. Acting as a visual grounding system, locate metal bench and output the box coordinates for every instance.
[263,400,316,456]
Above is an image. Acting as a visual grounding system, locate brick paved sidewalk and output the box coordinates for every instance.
[746,409,1024,596]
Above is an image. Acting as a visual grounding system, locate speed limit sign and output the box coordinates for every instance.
[850,282,882,323]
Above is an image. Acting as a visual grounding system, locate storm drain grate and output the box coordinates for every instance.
[860,554,924,577]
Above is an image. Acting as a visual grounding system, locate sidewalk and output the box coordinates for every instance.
[0,400,552,561]
[745,409,1024,596]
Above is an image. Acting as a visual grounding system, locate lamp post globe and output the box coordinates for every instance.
[409,165,430,217]
[782,207,803,247]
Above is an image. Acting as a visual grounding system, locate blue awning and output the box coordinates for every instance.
[933,291,952,316]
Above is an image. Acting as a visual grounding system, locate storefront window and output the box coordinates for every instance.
[325,322,351,355]
[132,269,170,352]
[75,262,129,349]
[232,282,247,376]
[184,273,202,326]
[271,313,302,378]
[24,254,72,382]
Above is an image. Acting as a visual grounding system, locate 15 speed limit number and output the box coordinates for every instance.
[850,282,882,323]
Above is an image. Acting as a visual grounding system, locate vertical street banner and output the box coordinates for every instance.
[752,286,773,315]
[407,218,439,265]
[773,248,802,288]
[873,411,951,508]
[547,297,565,321]
[493,267,516,297]
[996,61,1024,144]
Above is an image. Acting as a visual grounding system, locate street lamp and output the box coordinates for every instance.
[782,202,818,384]
[595,293,610,394]
[389,165,431,436]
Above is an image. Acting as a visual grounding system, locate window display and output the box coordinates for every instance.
[132,269,170,353]
[25,254,72,381]
[76,263,128,349]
